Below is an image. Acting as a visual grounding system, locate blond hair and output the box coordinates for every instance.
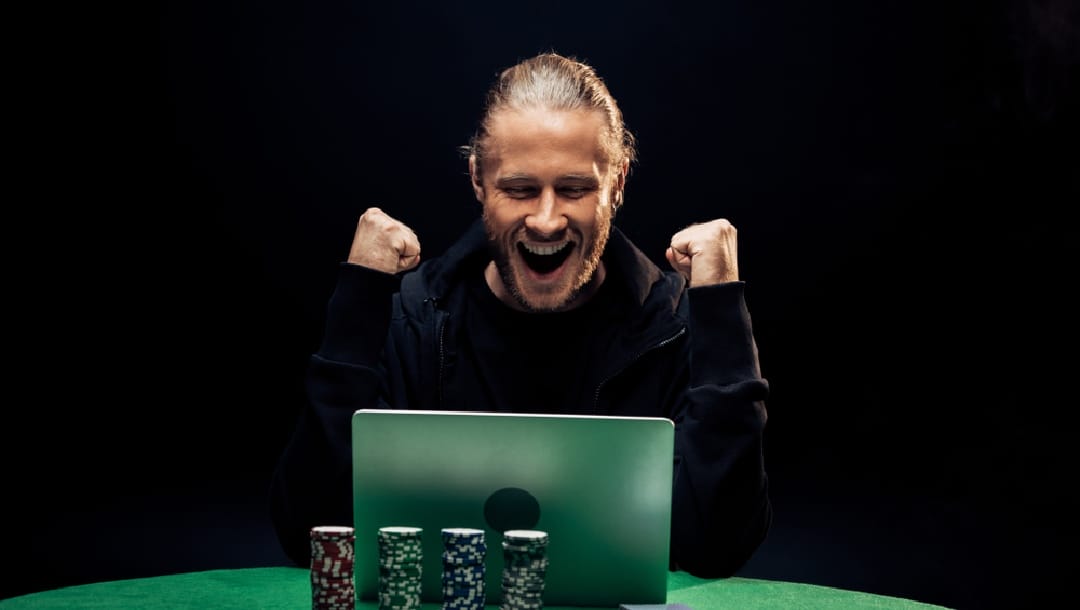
[465,52,637,186]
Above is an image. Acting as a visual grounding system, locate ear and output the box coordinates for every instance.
[468,155,484,203]
[613,158,629,209]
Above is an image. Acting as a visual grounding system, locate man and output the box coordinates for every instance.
[270,52,771,578]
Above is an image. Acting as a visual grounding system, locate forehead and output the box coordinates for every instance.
[483,107,610,177]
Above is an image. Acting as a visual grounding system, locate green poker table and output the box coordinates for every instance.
[0,567,950,609]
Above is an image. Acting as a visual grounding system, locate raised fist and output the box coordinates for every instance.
[347,207,422,274]
[665,219,739,287]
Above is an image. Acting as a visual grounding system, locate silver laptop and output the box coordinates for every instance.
[351,409,674,607]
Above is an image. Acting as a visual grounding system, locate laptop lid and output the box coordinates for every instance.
[351,409,674,607]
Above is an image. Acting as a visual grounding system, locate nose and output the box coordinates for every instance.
[524,188,567,237]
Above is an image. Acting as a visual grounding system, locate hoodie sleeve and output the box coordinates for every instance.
[670,280,772,577]
[269,263,400,567]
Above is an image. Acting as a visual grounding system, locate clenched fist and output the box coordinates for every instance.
[347,207,422,274]
[665,219,739,287]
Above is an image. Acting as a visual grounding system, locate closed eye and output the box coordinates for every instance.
[559,186,594,199]
[502,187,538,199]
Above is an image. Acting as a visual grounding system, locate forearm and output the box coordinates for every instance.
[270,263,400,565]
[670,282,772,576]
[671,390,770,577]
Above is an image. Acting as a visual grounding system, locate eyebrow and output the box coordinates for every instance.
[558,175,600,184]
[494,174,533,185]
[495,174,599,185]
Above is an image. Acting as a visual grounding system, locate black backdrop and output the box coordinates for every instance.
[6,1,1077,609]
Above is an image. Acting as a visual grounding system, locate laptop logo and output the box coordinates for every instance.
[484,487,541,532]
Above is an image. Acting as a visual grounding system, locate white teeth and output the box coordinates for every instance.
[521,241,570,256]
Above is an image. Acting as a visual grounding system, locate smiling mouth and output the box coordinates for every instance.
[518,241,573,274]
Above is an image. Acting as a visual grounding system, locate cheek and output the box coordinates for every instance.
[483,202,524,232]
[579,198,609,228]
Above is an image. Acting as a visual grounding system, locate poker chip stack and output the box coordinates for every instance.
[440,527,488,610]
[500,529,550,610]
[377,526,424,610]
[309,525,356,610]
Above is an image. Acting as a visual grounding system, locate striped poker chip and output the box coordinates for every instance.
[443,570,485,584]
[499,530,549,610]
[312,541,354,556]
[312,569,353,580]
[378,584,421,593]
[441,552,486,566]
[377,593,422,604]
[443,567,485,578]
[377,538,423,549]
[309,525,356,610]
[504,555,549,567]
[443,582,485,593]
[443,542,487,553]
[378,526,422,538]
[444,569,485,580]
[311,526,355,542]
[442,528,486,544]
[441,527,487,608]
[378,548,423,559]
[376,526,423,609]
[377,546,423,557]
[313,564,356,574]
[502,530,548,543]
[312,593,353,602]
[314,558,353,570]
[379,566,423,578]
[379,558,422,565]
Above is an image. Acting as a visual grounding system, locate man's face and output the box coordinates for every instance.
[472,107,622,312]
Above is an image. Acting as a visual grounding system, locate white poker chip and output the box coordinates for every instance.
[502,529,548,541]
[311,525,354,535]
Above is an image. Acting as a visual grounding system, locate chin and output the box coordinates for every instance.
[512,281,577,313]
[508,265,591,313]
[518,293,574,313]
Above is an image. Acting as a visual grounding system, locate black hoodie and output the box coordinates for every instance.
[270,219,772,578]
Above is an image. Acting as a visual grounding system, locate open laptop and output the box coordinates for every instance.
[351,409,674,607]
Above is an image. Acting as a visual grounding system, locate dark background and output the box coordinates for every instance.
[6,1,1077,609]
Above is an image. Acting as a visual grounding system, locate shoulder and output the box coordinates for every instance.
[397,221,489,317]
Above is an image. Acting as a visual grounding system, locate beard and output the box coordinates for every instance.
[483,209,611,313]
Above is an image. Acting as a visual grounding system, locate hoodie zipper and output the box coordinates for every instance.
[436,315,447,408]
[424,297,448,409]
[593,326,687,410]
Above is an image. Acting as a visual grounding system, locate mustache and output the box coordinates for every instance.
[517,226,573,242]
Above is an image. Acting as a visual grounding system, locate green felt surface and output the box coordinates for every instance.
[0,567,951,609]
